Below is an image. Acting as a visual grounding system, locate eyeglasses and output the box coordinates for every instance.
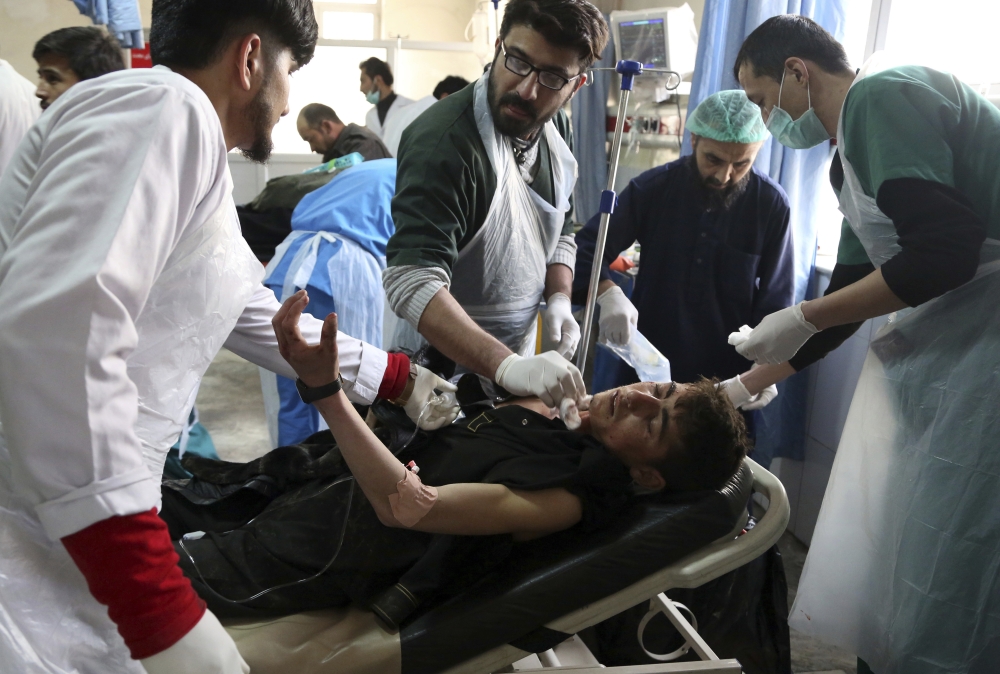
[499,42,583,91]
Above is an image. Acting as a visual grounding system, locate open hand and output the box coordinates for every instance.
[272,289,340,388]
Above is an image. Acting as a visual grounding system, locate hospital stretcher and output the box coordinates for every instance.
[222,456,788,673]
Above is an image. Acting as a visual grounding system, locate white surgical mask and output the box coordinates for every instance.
[765,67,830,149]
[365,86,381,105]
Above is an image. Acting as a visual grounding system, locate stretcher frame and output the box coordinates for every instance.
[442,457,789,673]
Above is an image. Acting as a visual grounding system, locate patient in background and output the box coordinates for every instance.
[164,292,747,623]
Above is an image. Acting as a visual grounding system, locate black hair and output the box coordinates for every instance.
[32,27,125,81]
[359,57,393,87]
[299,102,342,127]
[654,378,749,492]
[733,14,853,83]
[150,0,317,70]
[432,75,470,99]
[499,0,608,68]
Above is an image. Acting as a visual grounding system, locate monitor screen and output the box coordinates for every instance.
[618,18,667,68]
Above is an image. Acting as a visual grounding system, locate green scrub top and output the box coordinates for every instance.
[836,65,1000,265]
[388,83,575,273]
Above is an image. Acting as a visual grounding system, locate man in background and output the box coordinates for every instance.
[33,26,125,110]
[360,56,412,140]
[0,56,37,176]
[381,74,471,156]
[296,102,390,162]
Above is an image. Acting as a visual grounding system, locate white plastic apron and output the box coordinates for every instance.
[0,198,262,674]
[790,60,1000,674]
[390,71,577,357]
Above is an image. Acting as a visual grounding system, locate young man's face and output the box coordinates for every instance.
[587,381,686,470]
[240,47,296,163]
[359,70,379,95]
[488,24,586,140]
[738,61,809,124]
[36,53,80,110]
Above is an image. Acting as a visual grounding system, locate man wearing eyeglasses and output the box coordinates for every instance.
[383,0,607,409]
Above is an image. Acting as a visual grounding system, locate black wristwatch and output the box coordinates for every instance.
[295,374,343,404]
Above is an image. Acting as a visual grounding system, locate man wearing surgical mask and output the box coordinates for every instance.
[359,57,413,145]
[731,15,1000,674]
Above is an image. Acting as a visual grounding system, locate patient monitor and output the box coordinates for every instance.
[609,5,698,103]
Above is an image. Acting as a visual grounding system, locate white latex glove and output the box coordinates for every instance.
[141,609,248,674]
[720,374,779,411]
[404,365,460,430]
[495,351,586,408]
[542,292,581,357]
[733,302,819,364]
[596,286,638,346]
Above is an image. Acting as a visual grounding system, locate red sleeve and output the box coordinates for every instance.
[378,351,410,400]
[61,509,205,660]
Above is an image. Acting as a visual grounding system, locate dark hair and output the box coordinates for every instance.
[432,75,470,99]
[733,14,852,83]
[32,27,125,81]
[654,378,749,492]
[359,57,393,87]
[299,102,342,127]
[150,0,317,70]
[499,0,608,68]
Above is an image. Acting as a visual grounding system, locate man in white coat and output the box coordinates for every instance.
[0,58,39,176]
[0,2,455,673]
[359,56,413,142]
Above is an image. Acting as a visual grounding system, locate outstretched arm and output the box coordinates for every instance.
[272,291,582,539]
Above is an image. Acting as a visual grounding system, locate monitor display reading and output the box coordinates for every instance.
[618,18,667,68]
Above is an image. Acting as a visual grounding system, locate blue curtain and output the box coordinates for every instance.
[571,16,614,223]
[684,0,849,466]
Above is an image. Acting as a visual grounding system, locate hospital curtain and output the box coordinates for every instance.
[570,16,614,224]
[683,0,850,466]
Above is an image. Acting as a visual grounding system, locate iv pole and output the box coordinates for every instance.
[575,61,680,371]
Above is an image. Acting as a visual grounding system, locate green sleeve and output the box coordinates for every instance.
[842,67,962,198]
[388,94,494,273]
[553,108,576,236]
[836,219,871,265]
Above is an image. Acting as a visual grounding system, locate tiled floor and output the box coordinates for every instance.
[198,350,860,674]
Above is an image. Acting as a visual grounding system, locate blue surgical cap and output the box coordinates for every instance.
[687,90,769,144]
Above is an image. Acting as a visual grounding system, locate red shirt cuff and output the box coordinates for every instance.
[62,509,205,659]
[378,351,410,400]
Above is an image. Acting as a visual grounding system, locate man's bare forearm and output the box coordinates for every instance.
[801,268,907,331]
[739,362,796,396]
[544,263,573,300]
[417,288,513,378]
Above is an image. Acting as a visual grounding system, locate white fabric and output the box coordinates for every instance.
[0,66,389,674]
[542,292,579,357]
[380,94,436,157]
[141,609,248,674]
[364,94,414,141]
[0,60,39,177]
[733,301,818,364]
[596,285,638,346]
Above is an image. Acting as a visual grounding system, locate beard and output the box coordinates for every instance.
[487,63,568,140]
[241,73,277,164]
[687,154,751,212]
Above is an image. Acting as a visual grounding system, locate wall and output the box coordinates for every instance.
[0,0,153,81]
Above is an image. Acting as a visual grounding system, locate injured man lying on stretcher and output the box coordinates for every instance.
[163,291,748,628]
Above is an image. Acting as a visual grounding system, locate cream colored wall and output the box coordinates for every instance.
[382,0,479,41]
[0,0,153,81]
